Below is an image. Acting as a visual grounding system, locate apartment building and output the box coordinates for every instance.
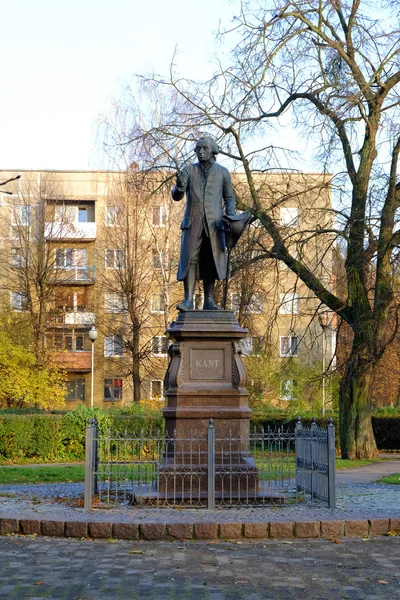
[0,169,335,409]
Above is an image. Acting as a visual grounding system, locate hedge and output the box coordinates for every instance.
[0,407,398,463]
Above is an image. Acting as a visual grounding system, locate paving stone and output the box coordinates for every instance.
[65,521,88,538]
[113,523,139,540]
[345,519,369,537]
[89,522,112,539]
[244,522,269,538]
[295,521,320,538]
[320,520,345,538]
[41,520,65,537]
[269,521,294,539]
[369,518,389,536]
[194,522,218,539]
[20,519,41,535]
[167,522,192,539]
[219,522,243,539]
[140,523,166,540]
[0,519,19,534]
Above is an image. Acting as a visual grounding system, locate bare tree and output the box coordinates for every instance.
[104,0,400,458]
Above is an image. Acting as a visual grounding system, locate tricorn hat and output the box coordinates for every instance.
[222,211,256,249]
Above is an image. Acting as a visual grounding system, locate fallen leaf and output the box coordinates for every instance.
[331,537,341,544]
[387,530,398,537]
[127,550,144,554]
[378,580,389,585]
[34,580,45,585]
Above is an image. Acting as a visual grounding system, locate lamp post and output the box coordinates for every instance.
[318,313,329,417]
[89,326,97,409]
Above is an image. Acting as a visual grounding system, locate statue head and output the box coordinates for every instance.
[195,136,220,163]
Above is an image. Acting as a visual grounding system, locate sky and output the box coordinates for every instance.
[0,0,239,171]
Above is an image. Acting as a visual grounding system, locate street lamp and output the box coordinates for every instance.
[89,326,97,409]
[318,313,329,417]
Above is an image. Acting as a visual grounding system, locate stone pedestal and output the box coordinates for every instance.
[160,310,258,498]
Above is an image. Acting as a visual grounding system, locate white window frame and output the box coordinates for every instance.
[279,292,299,315]
[280,336,299,357]
[151,293,164,314]
[280,207,299,228]
[105,249,124,269]
[105,206,121,226]
[104,293,125,314]
[152,206,167,227]
[280,379,297,401]
[151,335,169,356]
[241,336,262,357]
[11,291,28,312]
[11,248,28,268]
[281,250,300,270]
[104,335,123,358]
[12,205,31,227]
[150,379,164,400]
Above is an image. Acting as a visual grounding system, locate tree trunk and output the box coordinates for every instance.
[131,326,141,404]
[339,347,379,459]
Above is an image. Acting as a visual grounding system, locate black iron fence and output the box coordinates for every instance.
[84,417,336,510]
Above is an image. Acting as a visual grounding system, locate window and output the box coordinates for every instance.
[55,205,76,223]
[151,335,169,356]
[152,250,162,270]
[231,294,263,314]
[104,335,123,357]
[280,336,299,357]
[55,248,73,268]
[105,206,121,226]
[280,379,297,401]
[279,292,299,314]
[152,206,167,227]
[11,248,28,268]
[104,378,122,401]
[240,336,262,357]
[150,379,164,399]
[280,207,299,228]
[66,379,85,402]
[11,291,28,311]
[54,333,87,352]
[151,293,164,313]
[12,205,30,227]
[104,293,125,313]
[78,206,95,223]
[105,249,125,269]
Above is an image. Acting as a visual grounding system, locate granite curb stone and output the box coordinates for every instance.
[0,516,398,541]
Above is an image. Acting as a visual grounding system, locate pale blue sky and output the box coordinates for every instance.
[0,0,238,170]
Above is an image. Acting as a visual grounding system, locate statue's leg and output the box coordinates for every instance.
[203,278,222,310]
[176,265,196,311]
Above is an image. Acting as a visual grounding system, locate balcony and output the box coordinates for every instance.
[54,351,92,372]
[53,311,95,326]
[52,266,96,285]
[45,221,96,241]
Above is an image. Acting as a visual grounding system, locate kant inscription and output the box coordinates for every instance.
[190,348,225,380]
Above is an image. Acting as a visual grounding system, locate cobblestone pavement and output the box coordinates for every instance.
[0,535,399,599]
[0,481,399,524]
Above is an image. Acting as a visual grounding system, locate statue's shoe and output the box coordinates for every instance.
[203,299,222,310]
[176,299,194,311]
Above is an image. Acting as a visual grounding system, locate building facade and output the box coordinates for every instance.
[0,169,335,410]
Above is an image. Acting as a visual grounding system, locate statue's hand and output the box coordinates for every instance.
[175,169,189,192]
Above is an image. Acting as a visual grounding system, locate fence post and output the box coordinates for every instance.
[327,418,337,508]
[310,417,317,501]
[207,418,215,510]
[84,419,95,510]
[295,416,302,491]
[93,416,98,495]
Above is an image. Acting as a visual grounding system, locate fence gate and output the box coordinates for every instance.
[295,417,336,508]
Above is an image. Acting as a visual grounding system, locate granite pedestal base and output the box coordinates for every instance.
[159,310,257,498]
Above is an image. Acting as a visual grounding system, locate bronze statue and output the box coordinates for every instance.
[172,136,236,311]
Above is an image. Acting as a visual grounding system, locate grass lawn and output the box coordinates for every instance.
[0,465,85,485]
[377,474,400,484]
[0,458,391,485]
